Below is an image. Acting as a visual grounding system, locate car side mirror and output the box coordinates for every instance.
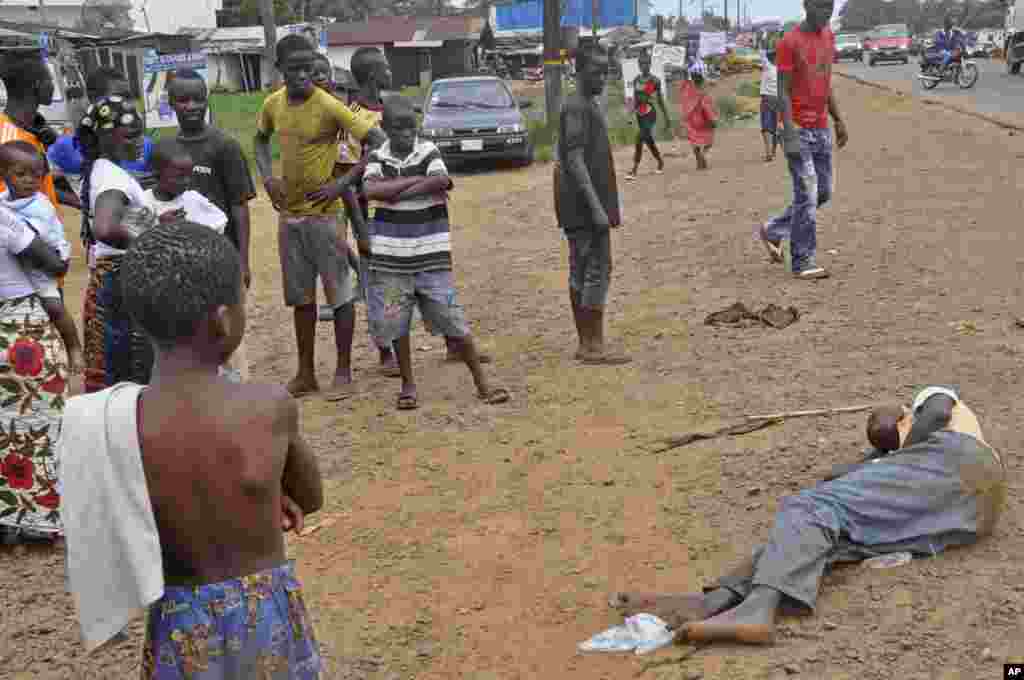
[414,105,423,114]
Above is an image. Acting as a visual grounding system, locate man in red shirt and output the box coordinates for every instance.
[756,0,849,279]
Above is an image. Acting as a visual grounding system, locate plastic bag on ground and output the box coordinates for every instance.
[577,613,675,656]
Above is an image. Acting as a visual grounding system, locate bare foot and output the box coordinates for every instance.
[608,592,709,627]
[579,351,632,365]
[681,598,776,645]
[286,376,319,398]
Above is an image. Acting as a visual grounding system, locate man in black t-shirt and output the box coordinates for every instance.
[169,69,257,381]
[556,46,630,365]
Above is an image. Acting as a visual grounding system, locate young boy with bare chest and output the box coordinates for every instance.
[62,223,324,677]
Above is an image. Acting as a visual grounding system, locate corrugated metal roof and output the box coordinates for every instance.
[325,16,416,46]
[187,23,317,53]
[326,16,483,47]
[421,15,484,42]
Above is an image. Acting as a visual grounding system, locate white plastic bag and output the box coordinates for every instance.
[578,613,675,656]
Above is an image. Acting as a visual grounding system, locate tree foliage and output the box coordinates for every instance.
[78,0,135,34]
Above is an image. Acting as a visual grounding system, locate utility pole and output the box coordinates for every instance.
[724,0,728,29]
[593,0,599,37]
[543,0,562,129]
[260,0,278,90]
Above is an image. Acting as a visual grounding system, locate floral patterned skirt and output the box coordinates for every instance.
[0,294,68,535]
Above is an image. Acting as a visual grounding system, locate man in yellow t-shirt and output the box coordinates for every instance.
[254,33,385,402]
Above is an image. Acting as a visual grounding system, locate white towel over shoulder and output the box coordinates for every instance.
[60,382,164,652]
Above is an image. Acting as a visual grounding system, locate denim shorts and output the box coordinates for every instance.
[367,269,470,345]
[566,228,612,309]
[760,96,779,132]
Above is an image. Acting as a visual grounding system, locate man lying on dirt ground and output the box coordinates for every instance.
[610,387,1006,645]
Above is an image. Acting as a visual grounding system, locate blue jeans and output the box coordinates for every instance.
[764,128,833,273]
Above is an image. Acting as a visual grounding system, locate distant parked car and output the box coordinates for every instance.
[524,65,543,81]
[864,23,912,65]
[835,33,863,62]
[418,76,534,166]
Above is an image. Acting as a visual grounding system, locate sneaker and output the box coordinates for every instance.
[318,304,335,322]
[794,266,830,280]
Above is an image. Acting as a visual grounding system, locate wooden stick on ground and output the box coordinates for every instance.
[745,404,876,421]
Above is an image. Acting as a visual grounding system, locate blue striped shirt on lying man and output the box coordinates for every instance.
[364,138,454,274]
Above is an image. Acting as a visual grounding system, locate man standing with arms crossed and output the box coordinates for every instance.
[757,0,848,280]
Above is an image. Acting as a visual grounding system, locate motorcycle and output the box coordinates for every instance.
[917,49,979,89]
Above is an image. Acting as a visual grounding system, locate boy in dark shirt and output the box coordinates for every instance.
[556,46,631,365]
[169,69,256,286]
[170,69,257,382]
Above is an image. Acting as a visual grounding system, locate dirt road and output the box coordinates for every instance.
[2,76,1024,680]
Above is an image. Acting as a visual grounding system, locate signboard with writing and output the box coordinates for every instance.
[142,50,210,128]
[699,32,727,58]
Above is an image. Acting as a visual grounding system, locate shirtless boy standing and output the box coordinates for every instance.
[119,223,322,676]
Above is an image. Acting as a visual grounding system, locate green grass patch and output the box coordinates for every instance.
[715,94,740,121]
[736,79,761,98]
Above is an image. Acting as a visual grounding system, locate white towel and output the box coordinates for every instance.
[59,382,164,652]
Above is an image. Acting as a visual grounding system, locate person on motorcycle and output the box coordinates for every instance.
[933,15,965,69]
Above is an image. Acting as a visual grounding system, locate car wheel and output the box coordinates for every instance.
[869,59,876,67]
[903,58,909,64]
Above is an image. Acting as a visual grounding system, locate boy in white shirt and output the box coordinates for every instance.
[0,141,83,373]
[760,49,780,162]
[142,138,228,234]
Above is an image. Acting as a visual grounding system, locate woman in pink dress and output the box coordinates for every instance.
[679,65,719,170]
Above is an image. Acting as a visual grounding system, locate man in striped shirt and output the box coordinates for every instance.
[363,96,508,410]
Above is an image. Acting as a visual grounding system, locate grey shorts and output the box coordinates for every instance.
[367,269,469,345]
[278,213,355,308]
[567,228,612,309]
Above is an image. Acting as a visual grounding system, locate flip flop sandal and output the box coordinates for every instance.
[579,354,633,366]
[323,383,357,402]
[479,387,510,405]
[286,383,319,398]
[397,391,419,410]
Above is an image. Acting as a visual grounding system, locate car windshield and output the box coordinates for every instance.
[428,80,514,110]
[876,26,909,37]
[837,35,858,44]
